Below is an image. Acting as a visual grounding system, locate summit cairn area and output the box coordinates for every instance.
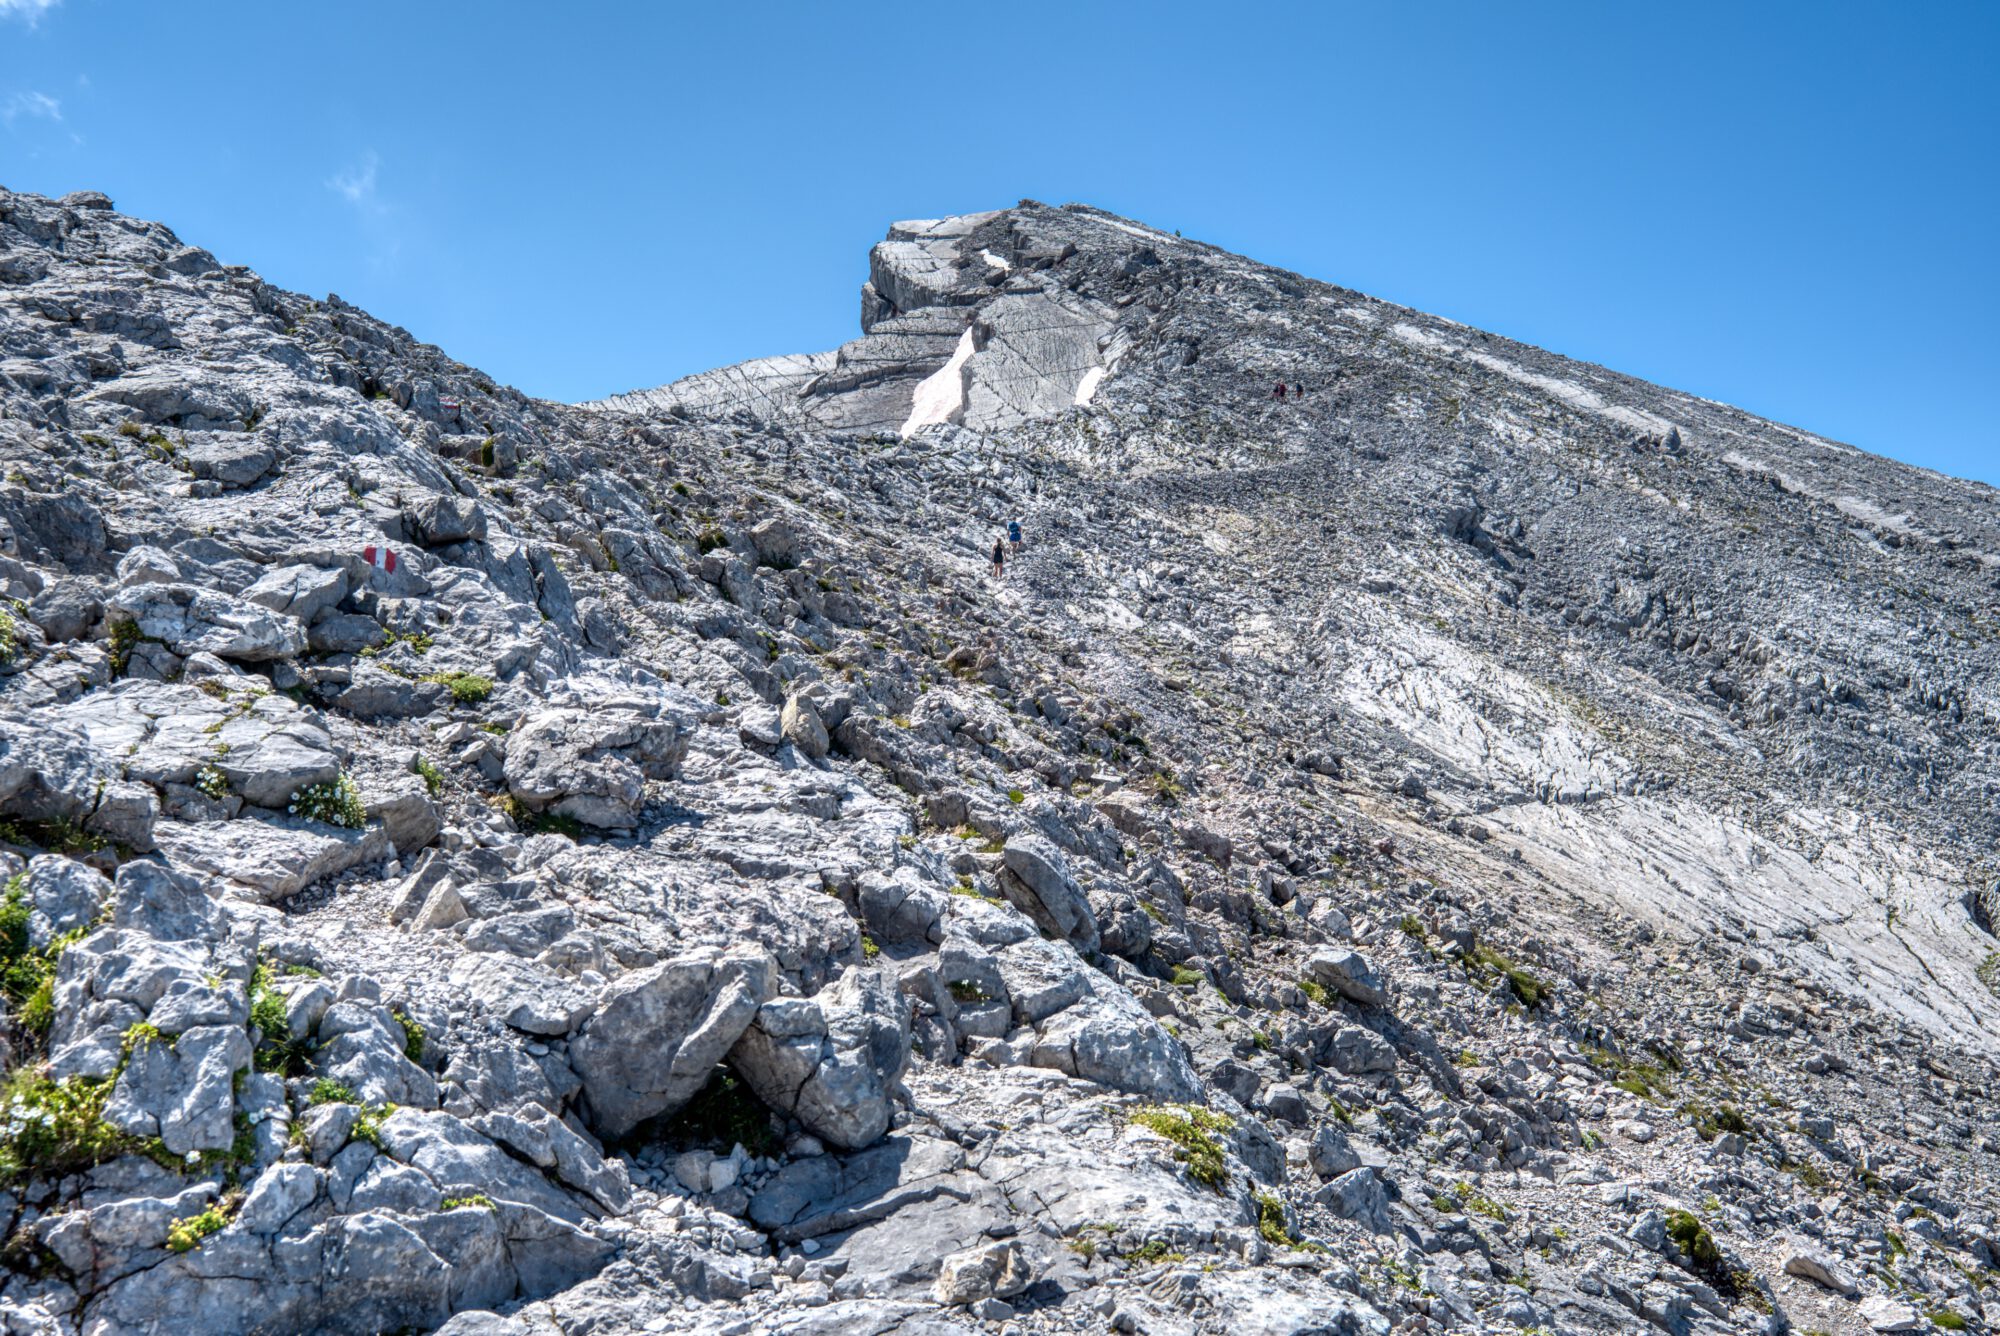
[0,186,1995,1334]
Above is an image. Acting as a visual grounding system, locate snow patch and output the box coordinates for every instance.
[1390,323,1455,352]
[1832,494,1916,535]
[1073,365,1105,406]
[899,326,975,439]
[1465,351,1679,439]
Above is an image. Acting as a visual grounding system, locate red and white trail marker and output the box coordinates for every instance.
[362,545,399,574]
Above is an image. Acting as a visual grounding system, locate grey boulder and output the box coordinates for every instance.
[1781,1236,1859,1296]
[1306,948,1388,1007]
[997,834,1100,954]
[729,966,911,1150]
[103,1024,252,1155]
[779,693,829,759]
[107,582,306,662]
[504,703,690,830]
[570,946,775,1137]
[16,854,112,949]
[240,563,348,624]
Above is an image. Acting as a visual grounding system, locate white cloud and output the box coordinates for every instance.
[326,151,381,207]
[325,150,399,265]
[1,91,60,127]
[0,0,60,25]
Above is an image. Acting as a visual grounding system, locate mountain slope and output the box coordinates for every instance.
[0,186,1993,1336]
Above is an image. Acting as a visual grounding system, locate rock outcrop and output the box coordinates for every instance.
[0,184,1992,1336]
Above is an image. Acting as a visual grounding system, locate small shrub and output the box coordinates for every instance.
[1782,1156,1830,1190]
[1931,1311,1969,1331]
[492,795,583,840]
[107,618,150,676]
[0,609,15,667]
[248,964,311,1076]
[1129,1104,1233,1191]
[121,1021,167,1055]
[287,774,367,829]
[1006,789,1026,805]
[308,1079,358,1106]
[1255,1191,1290,1246]
[1664,1210,1733,1291]
[349,1103,395,1148]
[1454,1181,1508,1221]
[165,1206,228,1253]
[1298,978,1329,1007]
[1125,1239,1183,1265]
[0,879,85,1039]
[421,671,493,704]
[1169,964,1203,988]
[1688,1101,1752,1141]
[441,1194,495,1211]
[194,765,230,800]
[1470,944,1548,1010]
[0,1071,139,1183]
[393,1009,424,1064]
[413,755,443,798]
[1397,914,1427,939]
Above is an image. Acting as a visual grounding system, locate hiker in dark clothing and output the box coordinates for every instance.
[991,536,1006,579]
[1273,381,1287,401]
[1292,381,1303,399]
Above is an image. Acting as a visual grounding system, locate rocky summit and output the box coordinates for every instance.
[0,186,1993,1336]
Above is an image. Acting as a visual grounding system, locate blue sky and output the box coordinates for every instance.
[2,2,1995,485]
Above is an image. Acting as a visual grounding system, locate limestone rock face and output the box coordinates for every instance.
[778,693,828,759]
[727,966,911,1150]
[997,833,1099,954]
[0,184,1995,1336]
[503,701,689,830]
[108,582,307,661]
[569,947,776,1138]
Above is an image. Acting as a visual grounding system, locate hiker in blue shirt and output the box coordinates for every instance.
[1007,519,1023,556]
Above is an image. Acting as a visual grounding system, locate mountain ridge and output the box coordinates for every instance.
[0,184,1993,1336]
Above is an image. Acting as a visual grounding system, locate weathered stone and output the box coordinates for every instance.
[932,1239,1030,1306]
[103,1024,253,1154]
[240,563,348,624]
[780,693,829,759]
[570,947,775,1137]
[729,966,911,1150]
[107,582,306,661]
[997,834,1099,953]
[504,702,689,830]
[1306,948,1387,1007]
[1781,1235,1858,1296]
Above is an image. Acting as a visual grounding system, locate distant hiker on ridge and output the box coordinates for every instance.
[1273,381,1287,401]
[990,535,1006,579]
[1008,519,1023,555]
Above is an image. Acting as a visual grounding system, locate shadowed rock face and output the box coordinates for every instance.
[0,185,1996,1335]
